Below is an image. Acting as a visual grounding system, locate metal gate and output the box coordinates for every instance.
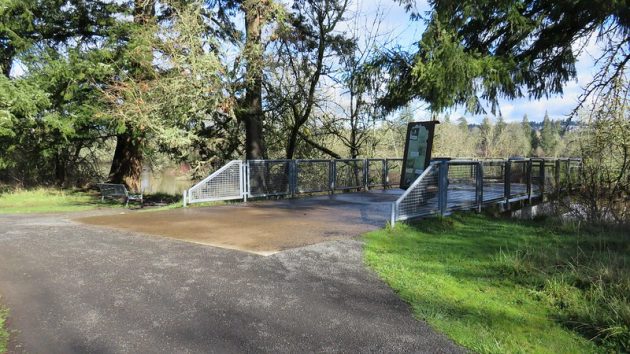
[184,160,246,206]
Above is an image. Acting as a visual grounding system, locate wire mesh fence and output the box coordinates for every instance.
[385,158,403,187]
[446,161,481,212]
[185,157,581,222]
[481,161,506,203]
[333,159,365,190]
[508,160,529,200]
[543,160,557,193]
[393,164,440,221]
[187,160,243,203]
[248,160,291,197]
[390,157,582,225]
[366,159,386,188]
[296,160,330,193]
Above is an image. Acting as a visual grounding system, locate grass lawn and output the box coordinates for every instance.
[364,213,629,353]
[0,188,118,214]
[0,304,7,354]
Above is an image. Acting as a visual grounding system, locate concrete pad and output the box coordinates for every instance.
[77,190,402,255]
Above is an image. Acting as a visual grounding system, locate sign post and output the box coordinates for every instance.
[400,121,439,189]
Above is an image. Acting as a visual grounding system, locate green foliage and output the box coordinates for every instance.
[364,214,629,353]
[563,78,630,224]
[0,49,114,185]
[0,303,6,354]
[0,75,50,169]
[540,112,561,156]
[384,0,629,114]
[103,1,235,173]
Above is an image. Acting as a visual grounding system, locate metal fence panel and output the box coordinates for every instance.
[385,158,403,187]
[187,160,243,203]
[558,159,571,191]
[531,160,543,196]
[393,164,440,223]
[481,161,505,203]
[508,160,529,200]
[568,160,581,189]
[334,159,365,190]
[248,160,291,197]
[544,160,556,193]
[367,159,386,188]
[446,161,480,212]
[296,160,330,193]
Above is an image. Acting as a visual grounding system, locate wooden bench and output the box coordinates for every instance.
[96,183,143,207]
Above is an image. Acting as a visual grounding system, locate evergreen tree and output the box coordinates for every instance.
[540,112,560,157]
[479,116,492,157]
[521,114,534,155]
[382,0,629,114]
[494,115,506,143]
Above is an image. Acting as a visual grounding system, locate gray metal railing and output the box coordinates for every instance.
[184,158,404,206]
[390,158,582,226]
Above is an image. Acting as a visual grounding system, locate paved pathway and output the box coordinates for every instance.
[0,211,462,353]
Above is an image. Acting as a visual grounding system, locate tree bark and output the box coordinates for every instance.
[108,130,143,191]
[54,151,66,187]
[242,0,266,159]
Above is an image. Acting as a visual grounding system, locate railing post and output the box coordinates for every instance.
[243,161,249,202]
[289,160,297,197]
[540,160,546,201]
[555,159,561,199]
[329,160,336,194]
[504,160,512,209]
[527,159,533,203]
[363,159,369,190]
[182,190,187,207]
[438,161,449,216]
[476,161,483,212]
[384,159,389,188]
[390,202,396,227]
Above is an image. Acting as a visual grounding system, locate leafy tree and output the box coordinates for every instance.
[265,0,351,159]
[566,76,629,225]
[383,0,629,114]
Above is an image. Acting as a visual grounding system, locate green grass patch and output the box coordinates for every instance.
[0,188,118,214]
[364,214,630,353]
[0,304,8,354]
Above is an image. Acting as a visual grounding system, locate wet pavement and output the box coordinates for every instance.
[78,190,403,255]
[0,209,463,353]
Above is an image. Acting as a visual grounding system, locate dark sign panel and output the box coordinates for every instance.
[400,121,439,189]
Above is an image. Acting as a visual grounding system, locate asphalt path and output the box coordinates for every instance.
[0,211,462,353]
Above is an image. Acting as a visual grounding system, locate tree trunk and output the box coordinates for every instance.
[54,151,66,187]
[108,130,143,191]
[285,126,299,160]
[107,0,154,189]
[242,0,266,159]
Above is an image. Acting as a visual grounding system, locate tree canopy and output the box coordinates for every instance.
[381,0,629,114]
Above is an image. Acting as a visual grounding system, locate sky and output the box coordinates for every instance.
[365,0,601,123]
